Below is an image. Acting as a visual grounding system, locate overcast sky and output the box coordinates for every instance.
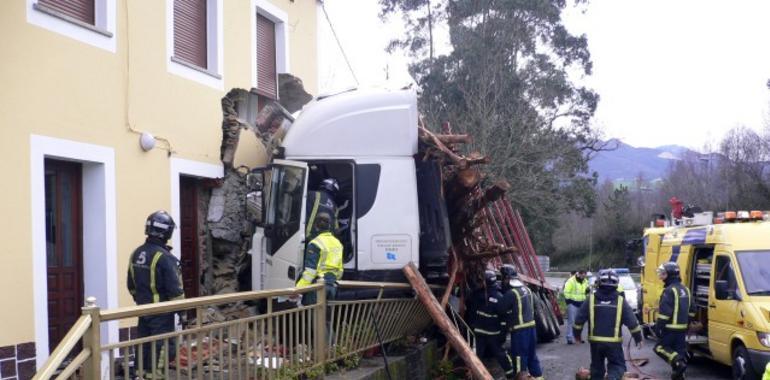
[318,1,770,150]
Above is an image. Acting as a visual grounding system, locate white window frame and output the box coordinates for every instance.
[166,0,224,90]
[30,135,119,369]
[251,0,290,90]
[169,158,223,257]
[26,0,117,53]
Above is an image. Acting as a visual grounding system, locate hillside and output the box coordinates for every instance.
[589,139,692,183]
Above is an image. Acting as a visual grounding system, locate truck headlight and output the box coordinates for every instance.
[757,332,770,348]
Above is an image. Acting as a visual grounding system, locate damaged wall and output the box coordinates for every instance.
[194,74,311,317]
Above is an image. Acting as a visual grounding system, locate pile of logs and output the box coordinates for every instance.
[417,121,515,290]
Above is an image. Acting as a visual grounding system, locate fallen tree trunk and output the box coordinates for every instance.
[403,262,492,380]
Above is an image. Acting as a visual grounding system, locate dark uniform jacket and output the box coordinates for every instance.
[305,190,338,238]
[467,285,506,336]
[127,240,184,305]
[655,278,694,334]
[500,281,536,331]
[573,287,642,344]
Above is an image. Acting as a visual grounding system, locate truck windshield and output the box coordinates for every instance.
[736,251,770,295]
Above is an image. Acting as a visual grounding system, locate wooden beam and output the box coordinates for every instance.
[403,262,492,380]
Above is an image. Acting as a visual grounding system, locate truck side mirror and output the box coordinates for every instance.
[715,280,728,300]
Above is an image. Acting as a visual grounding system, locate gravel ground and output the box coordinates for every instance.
[485,325,733,379]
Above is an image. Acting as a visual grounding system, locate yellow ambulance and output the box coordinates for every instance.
[639,211,770,379]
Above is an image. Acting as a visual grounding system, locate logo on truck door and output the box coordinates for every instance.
[371,235,411,264]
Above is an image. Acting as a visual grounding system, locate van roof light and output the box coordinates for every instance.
[737,211,750,220]
[750,210,763,220]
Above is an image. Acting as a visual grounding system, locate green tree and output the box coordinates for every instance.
[381,0,603,253]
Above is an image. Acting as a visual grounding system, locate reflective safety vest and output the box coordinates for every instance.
[297,232,343,287]
[657,281,694,331]
[564,276,589,303]
[467,287,505,336]
[762,362,770,380]
[501,284,536,331]
[574,293,641,343]
[127,241,184,305]
[305,191,338,237]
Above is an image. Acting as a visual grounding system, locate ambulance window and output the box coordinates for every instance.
[714,256,737,295]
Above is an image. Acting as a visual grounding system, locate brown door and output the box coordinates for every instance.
[44,159,84,352]
[179,176,200,298]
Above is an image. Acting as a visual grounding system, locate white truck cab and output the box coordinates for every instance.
[248,89,449,291]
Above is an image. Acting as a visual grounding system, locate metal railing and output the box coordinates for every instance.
[34,280,432,380]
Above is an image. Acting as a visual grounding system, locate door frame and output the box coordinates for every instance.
[30,135,118,368]
[169,158,223,262]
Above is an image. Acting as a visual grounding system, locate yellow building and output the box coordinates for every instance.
[0,0,319,374]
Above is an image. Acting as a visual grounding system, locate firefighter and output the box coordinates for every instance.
[467,270,515,379]
[564,269,589,344]
[653,262,694,380]
[306,178,339,239]
[127,211,185,379]
[499,264,543,379]
[573,269,643,380]
[297,212,343,305]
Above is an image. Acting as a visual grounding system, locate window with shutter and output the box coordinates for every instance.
[174,0,208,69]
[256,14,278,100]
[38,0,95,25]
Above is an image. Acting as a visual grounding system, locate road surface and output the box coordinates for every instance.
[486,326,733,379]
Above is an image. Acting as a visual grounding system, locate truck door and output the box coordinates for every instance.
[264,160,309,290]
[708,253,741,362]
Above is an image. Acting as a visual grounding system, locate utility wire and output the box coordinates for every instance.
[320,1,359,86]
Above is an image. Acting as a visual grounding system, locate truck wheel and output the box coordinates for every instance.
[534,296,556,342]
[541,293,560,338]
[733,345,758,380]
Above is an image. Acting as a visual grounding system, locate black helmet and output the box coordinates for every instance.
[500,264,518,279]
[597,269,619,288]
[657,262,680,278]
[484,270,498,287]
[319,178,339,195]
[145,210,176,242]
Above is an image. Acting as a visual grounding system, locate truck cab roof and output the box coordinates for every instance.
[646,221,770,251]
[281,88,419,158]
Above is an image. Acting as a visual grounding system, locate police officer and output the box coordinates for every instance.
[297,212,343,305]
[499,265,543,379]
[564,269,589,344]
[127,211,185,378]
[306,178,339,238]
[467,270,515,379]
[573,269,642,380]
[653,262,694,380]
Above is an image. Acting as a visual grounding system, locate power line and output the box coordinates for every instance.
[320,0,359,86]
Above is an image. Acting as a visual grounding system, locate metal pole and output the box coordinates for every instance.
[369,310,392,380]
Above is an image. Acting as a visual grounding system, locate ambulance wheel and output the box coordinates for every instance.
[732,345,758,380]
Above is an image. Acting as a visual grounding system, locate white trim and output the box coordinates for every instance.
[30,135,118,369]
[26,0,117,53]
[251,0,290,89]
[169,158,224,256]
[166,0,224,90]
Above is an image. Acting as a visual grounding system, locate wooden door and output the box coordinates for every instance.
[179,176,200,298]
[44,159,83,352]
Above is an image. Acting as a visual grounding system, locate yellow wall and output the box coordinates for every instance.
[0,0,317,348]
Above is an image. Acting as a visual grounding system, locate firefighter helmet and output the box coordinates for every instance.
[656,262,680,278]
[500,264,518,279]
[597,269,619,288]
[145,210,176,242]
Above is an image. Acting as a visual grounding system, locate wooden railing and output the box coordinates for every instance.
[34,280,433,379]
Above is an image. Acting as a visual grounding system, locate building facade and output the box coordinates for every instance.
[0,0,319,376]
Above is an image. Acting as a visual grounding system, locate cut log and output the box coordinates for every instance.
[403,262,492,380]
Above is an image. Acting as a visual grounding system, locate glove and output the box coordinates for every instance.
[177,312,188,327]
